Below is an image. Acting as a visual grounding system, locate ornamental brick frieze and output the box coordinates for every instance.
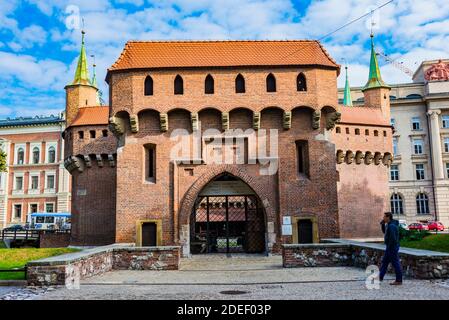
[109,116,125,135]
[253,112,261,130]
[283,111,292,130]
[129,115,139,133]
[336,150,392,166]
[312,110,321,130]
[326,111,341,130]
[64,154,117,173]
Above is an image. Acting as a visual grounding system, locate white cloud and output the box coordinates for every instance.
[1,0,449,117]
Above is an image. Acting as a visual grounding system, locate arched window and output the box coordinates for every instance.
[235,74,245,93]
[32,147,40,164]
[174,75,183,95]
[144,76,153,96]
[48,146,56,163]
[416,193,430,215]
[205,74,214,94]
[17,148,24,165]
[390,194,404,214]
[297,73,307,91]
[266,73,276,92]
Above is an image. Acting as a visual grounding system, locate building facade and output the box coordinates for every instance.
[339,59,449,227]
[0,115,71,229]
[64,34,393,254]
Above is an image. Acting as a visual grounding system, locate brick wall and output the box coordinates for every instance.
[39,232,71,248]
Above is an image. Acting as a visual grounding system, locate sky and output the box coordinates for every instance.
[0,0,448,118]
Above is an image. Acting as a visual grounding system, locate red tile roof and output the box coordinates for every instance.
[339,106,390,127]
[70,106,109,127]
[107,40,340,77]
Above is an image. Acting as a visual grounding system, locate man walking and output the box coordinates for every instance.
[379,212,403,285]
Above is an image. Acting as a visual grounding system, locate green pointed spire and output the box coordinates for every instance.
[343,66,353,107]
[91,62,98,88]
[72,30,91,86]
[362,33,390,91]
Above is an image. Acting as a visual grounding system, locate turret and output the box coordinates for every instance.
[64,30,99,127]
[343,66,353,107]
[362,33,391,120]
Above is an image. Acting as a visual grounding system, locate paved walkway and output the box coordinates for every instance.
[3,254,449,300]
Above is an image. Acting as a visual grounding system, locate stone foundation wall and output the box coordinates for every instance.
[27,245,180,286]
[283,241,449,279]
[283,244,352,267]
[113,247,180,270]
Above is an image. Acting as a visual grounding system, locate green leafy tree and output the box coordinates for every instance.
[0,149,7,172]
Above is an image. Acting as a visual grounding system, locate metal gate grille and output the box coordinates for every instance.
[190,195,265,254]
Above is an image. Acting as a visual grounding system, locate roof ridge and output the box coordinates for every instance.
[125,39,318,44]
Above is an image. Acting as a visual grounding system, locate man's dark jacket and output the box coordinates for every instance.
[381,219,400,250]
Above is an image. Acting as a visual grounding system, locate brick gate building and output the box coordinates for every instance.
[63,32,393,255]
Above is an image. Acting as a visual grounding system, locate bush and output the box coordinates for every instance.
[399,226,431,241]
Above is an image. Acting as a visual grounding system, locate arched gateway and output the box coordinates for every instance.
[189,173,266,254]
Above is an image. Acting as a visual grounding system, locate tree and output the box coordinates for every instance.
[0,149,7,172]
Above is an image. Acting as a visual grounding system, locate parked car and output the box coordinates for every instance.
[398,220,408,230]
[427,221,445,231]
[2,224,26,232]
[408,223,429,231]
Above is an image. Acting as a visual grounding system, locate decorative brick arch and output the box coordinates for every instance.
[178,165,274,227]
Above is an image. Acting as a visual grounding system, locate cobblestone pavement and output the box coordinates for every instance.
[2,255,449,300]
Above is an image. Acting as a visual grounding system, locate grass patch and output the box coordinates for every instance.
[0,248,79,280]
[401,234,449,253]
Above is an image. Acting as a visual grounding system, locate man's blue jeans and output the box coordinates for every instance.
[379,246,403,282]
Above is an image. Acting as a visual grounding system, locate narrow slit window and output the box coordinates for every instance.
[144,76,153,96]
[266,73,276,92]
[235,74,245,93]
[174,75,183,95]
[205,74,214,94]
[145,144,156,182]
[296,140,309,177]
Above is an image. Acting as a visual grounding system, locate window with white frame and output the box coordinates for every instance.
[13,204,22,219]
[393,138,399,155]
[32,147,40,164]
[412,117,421,130]
[15,176,23,190]
[443,115,449,128]
[416,193,430,215]
[45,203,55,213]
[30,175,39,190]
[416,163,425,180]
[16,147,25,164]
[390,194,404,214]
[390,165,399,181]
[47,146,56,163]
[45,142,57,164]
[446,163,449,178]
[444,138,449,153]
[413,139,423,154]
[29,203,38,214]
[46,174,55,190]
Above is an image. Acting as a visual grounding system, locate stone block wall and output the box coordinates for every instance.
[27,245,180,286]
[282,244,352,267]
[283,242,449,279]
[113,247,180,271]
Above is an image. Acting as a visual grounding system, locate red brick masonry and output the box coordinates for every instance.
[39,233,71,248]
[26,245,180,286]
[283,240,449,279]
